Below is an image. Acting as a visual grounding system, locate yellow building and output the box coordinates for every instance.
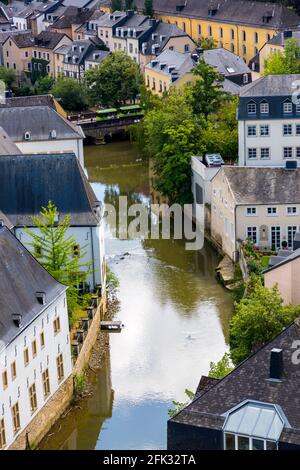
[259,30,300,75]
[124,0,300,64]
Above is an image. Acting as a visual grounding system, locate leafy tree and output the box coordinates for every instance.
[143,90,200,204]
[143,0,153,16]
[125,0,135,9]
[208,353,233,379]
[264,38,300,75]
[111,0,123,10]
[198,36,217,50]
[168,389,194,418]
[51,77,88,111]
[85,51,142,107]
[230,277,300,365]
[0,65,16,89]
[189,58,228,119]
[35,75,55,95]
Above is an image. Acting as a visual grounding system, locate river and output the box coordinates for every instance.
[40,141,233,450]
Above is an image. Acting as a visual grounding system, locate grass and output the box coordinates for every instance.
[261,255,270,268]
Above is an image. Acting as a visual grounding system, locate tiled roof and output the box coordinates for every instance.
[0,126,21,155]
[51,5,93,28]
[203,48,251,75]
[240,73,300,97]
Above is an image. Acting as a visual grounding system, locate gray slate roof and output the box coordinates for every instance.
[170,320,300,445]
[203,48,251,76]
[221,166,300,205]
[146,49,195,81]
[0,226,66,351]
[0,105,84,142]
[134,0,300,29]
[51,5,93,28]
[0,126,21,155]
[268,30,300,47]
[85,49,110,63]
[0,94,58,110]
[0,153,101,226]
[240,74,300,97]
[264,248,300,273]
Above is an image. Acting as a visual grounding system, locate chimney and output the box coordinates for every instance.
[269,348,283,380]
[12,314,22,328]
[36,291,46,305]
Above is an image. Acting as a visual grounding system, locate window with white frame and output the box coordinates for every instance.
[288,225,298,248]
[247,101,256,114]
[296,147,300,158]
[248,148,257,159]
[247,226,257,243]
[283,147,293,159]
[296,102,300,113]
[243,73,248,84]
[247,125,256,136]
[267,207,277,215]
[283,124,292,135]
[224,433,277,450]
[260,125,269,136]
[296,124,300,135]
[260,148,270,159]
[283,101,292,114]
[246,207,257,216]
[271,226,281,249]
[287,206,298,215]
[260,102,269,114]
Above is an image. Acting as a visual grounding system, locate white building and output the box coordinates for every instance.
[0,225,72,449]
[0,104,85,167]
[0,153,106,291]
[238,74,300,168]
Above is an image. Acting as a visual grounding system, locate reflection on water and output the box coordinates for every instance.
[40,141,233,450]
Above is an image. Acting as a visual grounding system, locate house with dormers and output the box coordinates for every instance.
[168,318,300,450]
[238,74,300,167]
[0,225,72,450]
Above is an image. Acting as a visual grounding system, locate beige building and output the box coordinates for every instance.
[211,166,300,260]
[259,30,300,75]
[264,250,300,306]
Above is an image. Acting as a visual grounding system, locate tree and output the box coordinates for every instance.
[34,75,55,95]
[85,51,142,107]
[230,277,300,365]
[51,77,88,111]
[198,36,217,50]
[168,389,194,418]
[189,58,228,119]
[125,0,135,9]
[0,65,16,89]
[111,0,123,10]
[143,0,153,16]
[208,353,233,379]
[264,38,300,75]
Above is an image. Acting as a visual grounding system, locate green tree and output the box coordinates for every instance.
[51,77,88,111]
[168,389,195,418]
[189,58,228,119]
[0,65,16,89]
[264,38,300,75]
[143,0,153,16]
[111,0,123,10]
[125,0,135,9]
[208,353,233,379]
[85,51,142,107]
[230,277,300,365]
[197,36,217,50]
[35,75,55,94]
[143,90,200,204]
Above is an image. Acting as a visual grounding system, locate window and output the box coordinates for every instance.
[0,418,6,449]
[260,125,269,136]
[247,101,256,114]
[296,102,300,113]
[11,361,16,381]
[29,383,37,413]
[56,353,64,382]
[40,331,45,349]
[24,347,29,367]
[271,226,281,249]
[219,27,223,38]
[260,102,269,114]
[24,131,31,140]
[224,433,278,450]
[243,73,248,84]
[260,148,270,159]
[42,369,50,398]
[247,125,256,136]
[11,402,20,434]
[230,43,234,53]
[287,206,298,215]
[283,101,292,114]
[184,44,190,52]
[283,124,292,135]
[242,44,246,56]
[2,370,8,390]
[296,124,300,135]
[267,207,277,215]
[247,226,257,243]
[296,147,300,159]
[246,207,256,216]
[283,147,293,159]
[32,339,37,358]
[288,225,298,248]
[254,32,258,43]
[73,245,80,257]
[266,33,271,41]
[129,43,133,53]
[247,148,257,159]
[198,24,201,35]
[208,25,212,36]
[238,435,250,450]
[182,21,186,32]
[231,29,234,40]
[242,30,246,41]
[53,317,61,335]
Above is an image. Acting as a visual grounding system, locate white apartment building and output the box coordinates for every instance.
[238,74,300,167]
[0,226,72,449]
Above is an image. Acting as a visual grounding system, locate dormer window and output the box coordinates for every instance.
[247,101,256,114]
[24,131,31,140]
[260,101,269,114]
[50,129,57,139]
[243,73,248,84]
[283,100,292,114]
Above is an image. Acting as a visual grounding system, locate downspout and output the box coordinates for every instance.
[90,226,96,289]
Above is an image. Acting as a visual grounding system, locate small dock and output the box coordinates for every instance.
[101,320,123,332]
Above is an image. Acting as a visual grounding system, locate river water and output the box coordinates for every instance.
[40,141,233,450]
